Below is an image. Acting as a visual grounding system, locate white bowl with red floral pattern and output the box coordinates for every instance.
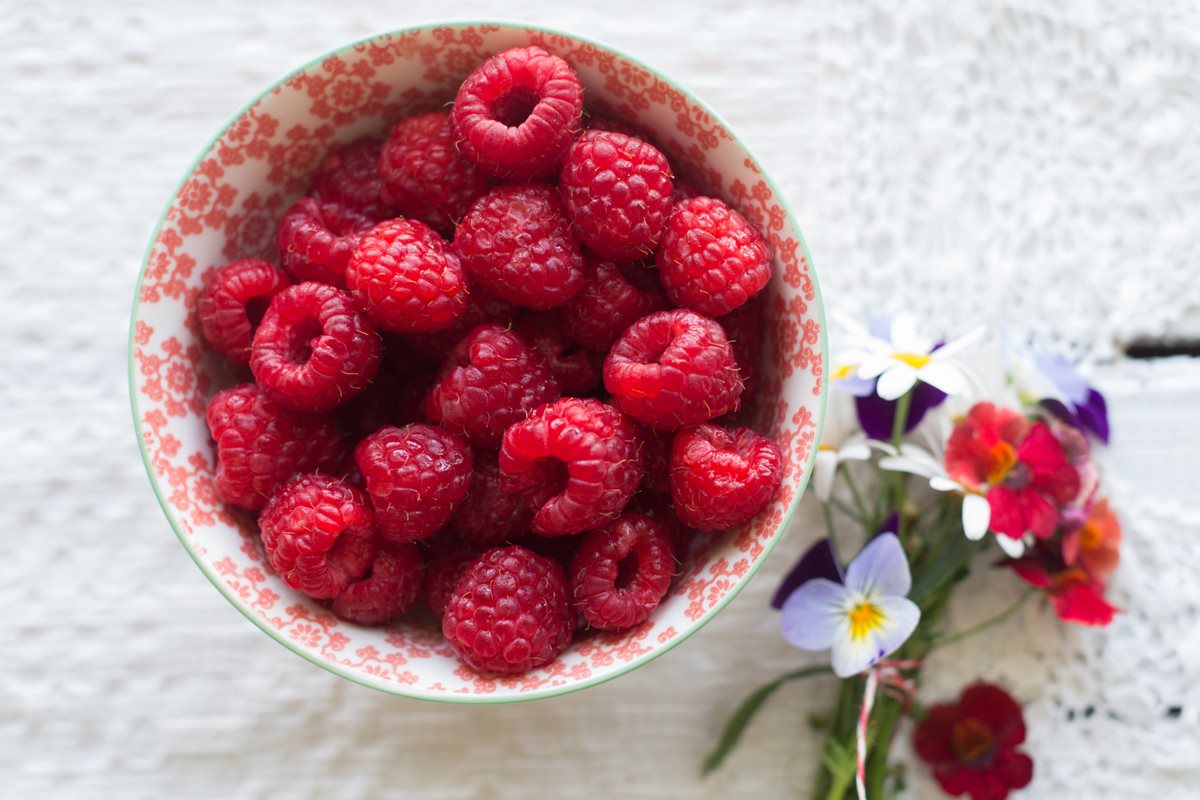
[129,22,827,702]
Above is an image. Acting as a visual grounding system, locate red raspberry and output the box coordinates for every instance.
[603,309,744,430]
[453,183,584,310]
[515,532,580,568]
[258,474,377,599]
[718,296,764,395]
[453,46,583,180]
[513,312,602,395]
[205,384,345,510]
[423,537,478,618]
[345,219,468,333]
[655,197,771,316]
[401,288,515,364]
[629,490,696,558]
[354,424,473,543]
[250,282,382,413]
[670,424,783,531]
[197,258,290,365]
[561,254,668,352]
[500,398,643,537]
[638,426,673,493]
[442,545,574,675]
[336,364,428,440]
[570,513,675,631]
[310,137,392,219]
[277,197,380,288]
[454,449,534,547]
[332,543,424,625]
[559,130,674,261]
[424,323,561,446]
[379,111,491,234]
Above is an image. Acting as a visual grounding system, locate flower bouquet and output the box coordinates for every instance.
[704,313,1120,800]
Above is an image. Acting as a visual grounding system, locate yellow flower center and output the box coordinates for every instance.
[951,717,994,763]
[985,441,1018,485]
[818,442,837,452]
[847,600,885,642]
[892,352,931,369]
[1079,522,1103,551]
[832,364,856,380]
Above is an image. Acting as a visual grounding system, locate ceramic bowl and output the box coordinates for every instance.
[129,22,826,702]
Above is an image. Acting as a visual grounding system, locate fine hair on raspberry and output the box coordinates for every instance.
[571,513,675,631]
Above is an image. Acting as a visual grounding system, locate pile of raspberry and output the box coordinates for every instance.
[197,46,784,676]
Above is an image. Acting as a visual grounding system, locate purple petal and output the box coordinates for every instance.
[1078,388,1110,444]
[877,512,900,537]
[1041,398,1083,431]
[855,379,948,439]
[780,578,846,651]
[1034,351,1090,405]
[771,538,843,610]
[845,533,911,597]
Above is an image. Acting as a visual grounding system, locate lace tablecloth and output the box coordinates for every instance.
[5,1,1198,797]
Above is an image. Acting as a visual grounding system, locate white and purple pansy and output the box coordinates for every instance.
[777,534,921,678]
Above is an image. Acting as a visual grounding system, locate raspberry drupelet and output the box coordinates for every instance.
[513,311,603,396]
[453,449,535,547]
[205,383,346,511]
[561,254,669,353]
[453,46,584,180]
[310,137,392,220]
[669,424,783,531]
[655,196,771,317]
[424,323,561,446]
[571,513,675,631]
[276,196,381,289]
[331,543,424,625]
[258,474,378,599]
[442,545,574,675]
[345,218,468,333]
[250,282,382,413]
[559,130,674,261]
[500,398,643,537]
[453,183,584,310]
[378,111,491,235]
[603,309,744,430]
[197,258,290,365]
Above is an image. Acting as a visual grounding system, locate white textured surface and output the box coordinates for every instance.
[3,1,1199,797]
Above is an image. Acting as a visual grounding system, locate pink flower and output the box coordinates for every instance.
[1062,498,1122,581]
[945,403,1080,540]
[1008,545,1119,627]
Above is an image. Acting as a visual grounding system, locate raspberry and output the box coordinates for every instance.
[638,426,673,493]
[332,543,424,625]
[454,449,534,547]
[669,424,783,531]
[379,111,491,234]
[453,183,584,310]
[345,219,468,333]
[718,295,764,396]
[354,424,473,543]
[277,197,380,288]
[401,288,515,364]
[205,384,345,510]
[258,474,377,599]
[500,398,643,537]
[197,258,290,365]
[570,513,674,631]
[442,545,574,675]
[453,46,583,180]
[513,312,602,395]
[311,137,392,219]
[629,490,696,558]
[561,254,668,352]
[336,365,424,440]
[424,323,561,446]
[423,537,478,618]
[559,130,674,261]
[603,309,744,430]
[250,282,382,413]
[655,197,771,316]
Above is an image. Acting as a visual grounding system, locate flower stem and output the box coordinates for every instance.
[931,589,1036,650]
[842,467,871,532]
[889,390,913,542]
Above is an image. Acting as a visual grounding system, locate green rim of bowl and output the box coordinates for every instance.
[127,19,829,704]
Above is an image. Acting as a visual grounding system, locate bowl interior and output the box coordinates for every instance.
[130,23,825,702]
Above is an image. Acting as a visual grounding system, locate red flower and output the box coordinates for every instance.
[1061,498,1121,581]
[945,403,1080,540]
[1009,545,1118,627]
[914,683,1034,800]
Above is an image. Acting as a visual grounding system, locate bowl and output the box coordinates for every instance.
[129,22,827,702]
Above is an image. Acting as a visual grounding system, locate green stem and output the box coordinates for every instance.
[931,589,1036,650]
[823,501,837,541]
[842,467,871,531]
[826,766,855,800]
[829,496,866,526]
[889,391,913,543]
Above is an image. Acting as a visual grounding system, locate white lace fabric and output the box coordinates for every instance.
[3,1,1198,797]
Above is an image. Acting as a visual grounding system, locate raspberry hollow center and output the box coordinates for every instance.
[615,550,641,591]
[286,318,322,365]
[493,87,540,128]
